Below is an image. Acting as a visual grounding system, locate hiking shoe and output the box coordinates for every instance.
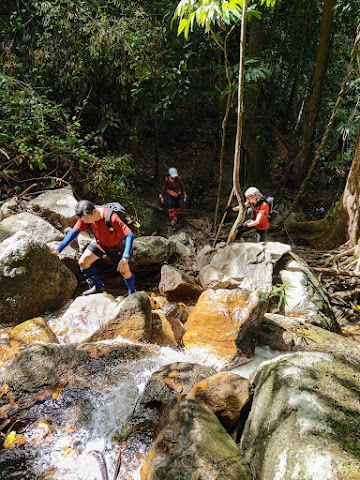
[82,285,105,296]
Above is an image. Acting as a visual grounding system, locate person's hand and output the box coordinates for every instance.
[159,194,165,204]
[232,205,240,212]
[117,257,129,274]
[50,247,59,255]
[183,196,187,203]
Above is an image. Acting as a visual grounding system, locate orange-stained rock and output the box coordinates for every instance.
[150,310,178,348]
[191,372,250,431]
[148,294,169,310]
[183,289,267,365]
[0,344,21,371]
[165,302,190,324]
[9,317,58,346]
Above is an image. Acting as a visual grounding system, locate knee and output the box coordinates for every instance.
[79,257,93,270]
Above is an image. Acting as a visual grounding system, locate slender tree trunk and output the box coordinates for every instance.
[244,10,267,186]
[227,0,248,244]
[292,0,336,179]
[153,81,160,181]
[286,0,313,126]
[213,26,236,231]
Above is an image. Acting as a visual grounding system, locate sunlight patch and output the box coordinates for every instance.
[288,391,333,435]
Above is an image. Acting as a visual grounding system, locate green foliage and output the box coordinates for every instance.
[173,0,277,38]
[80,154,136,205]
[0,73,135,203]
[0,73,91,174]
[271,282,290,310]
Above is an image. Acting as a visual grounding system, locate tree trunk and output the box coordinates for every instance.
[243,10,268,186]
[330,127,360,246]
[227,0,248,244]
[291,0,336,180]
[286,127,360,249]
[286,0,313,126]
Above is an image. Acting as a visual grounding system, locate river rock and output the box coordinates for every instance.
[168,231,196,260]
[4,342,157,392]
[150,310,178,348]
[85,291,152,343]
[199,242,273,294]
[140,395,251,480]
[28,186,78,229]
[47,293,122,343]
[159,264,202,301]
[8,317,58,346]
[0,212,63,244]
[258,313,360,359]
[240,352,360,479]
[191,372,251,431]
[0,231,77,325]
[183,289,267,366]
[131,236,177,268]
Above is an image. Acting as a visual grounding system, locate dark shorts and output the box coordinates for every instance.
[87,241,124,265]
[167,195,180,209]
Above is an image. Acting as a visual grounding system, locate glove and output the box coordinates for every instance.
[237,220,252,235]
[223,206,231,213]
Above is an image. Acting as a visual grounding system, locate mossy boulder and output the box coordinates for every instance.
[0,231,77,325]
[141,396,251,480]
[240,352,360,479]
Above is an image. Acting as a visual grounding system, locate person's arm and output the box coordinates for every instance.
[51,228,80,255]
[247,210,264,227]
[179,177,187,199]
[122,231,134,259]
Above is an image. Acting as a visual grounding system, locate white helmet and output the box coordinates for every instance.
[168,167,178,178]
[244,187,262,201]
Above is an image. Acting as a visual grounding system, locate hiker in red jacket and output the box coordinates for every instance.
[159,167,187,226]
[50,200,135,296]
[233,187,270,242]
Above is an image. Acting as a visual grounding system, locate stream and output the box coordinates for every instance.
[1,341,281,480]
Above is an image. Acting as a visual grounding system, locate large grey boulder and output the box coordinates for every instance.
[29,186,78,229]
[47,293,123,343]
[85,291,152,343]
[4,342,157,392]
[131,236,177,268]
[199,242,273,295]
[258,313,360,359]
[0,231,77,324]
[0,212,63,244]
[241,352,360,479]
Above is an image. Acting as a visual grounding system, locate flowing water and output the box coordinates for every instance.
[1,332,282,480]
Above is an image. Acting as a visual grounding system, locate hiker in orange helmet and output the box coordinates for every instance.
[233,187,270,242]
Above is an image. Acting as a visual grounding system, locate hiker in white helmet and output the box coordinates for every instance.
[159,167,187,227]
[232,187,270,242]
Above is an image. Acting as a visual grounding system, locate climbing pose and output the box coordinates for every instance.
[50,200,135,296]
[159,167,187,226]
[233,187,270,243]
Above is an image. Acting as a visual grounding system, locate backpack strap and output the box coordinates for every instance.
[104,205,116,231]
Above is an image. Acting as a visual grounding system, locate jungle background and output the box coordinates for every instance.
[0,0,359,239]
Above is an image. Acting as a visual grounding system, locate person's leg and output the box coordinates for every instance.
[79,243,104,295]
[256,229,268,243]
[107,246,136,295]
[174,196,181,224]
[167,196,177,225]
